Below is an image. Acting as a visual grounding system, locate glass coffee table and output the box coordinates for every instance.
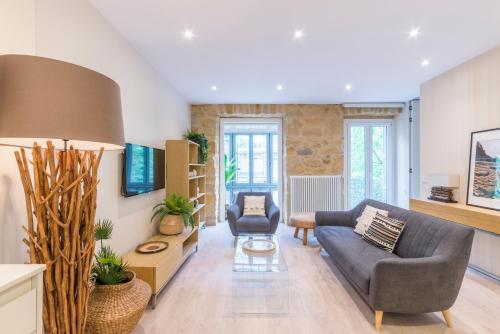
[231,234,289,315]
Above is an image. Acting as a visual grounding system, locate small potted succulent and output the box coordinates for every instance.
[152,193,194,235]
[87,219,151,334]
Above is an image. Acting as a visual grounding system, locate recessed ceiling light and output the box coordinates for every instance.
[293,29,304,40]
[408,26,421,39]
[276,84,284,91]
[345,84,353,91]
[211,85,218,91]
[420,58,431,67]
[182,28,195,41]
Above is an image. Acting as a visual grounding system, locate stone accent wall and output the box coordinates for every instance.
[191,104,401,226]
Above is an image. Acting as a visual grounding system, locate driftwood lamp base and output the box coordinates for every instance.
[15,141,103,334]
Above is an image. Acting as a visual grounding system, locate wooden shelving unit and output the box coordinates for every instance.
[166,140,206,229]
[122,140,207,308]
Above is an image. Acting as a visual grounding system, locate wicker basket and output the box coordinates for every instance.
[86,272,151,334]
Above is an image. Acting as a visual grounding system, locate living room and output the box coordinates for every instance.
[0,0,499,333]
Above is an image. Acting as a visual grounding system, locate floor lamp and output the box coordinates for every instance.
[0,55,124,334]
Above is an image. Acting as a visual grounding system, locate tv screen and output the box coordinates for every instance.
[122,143,165,197]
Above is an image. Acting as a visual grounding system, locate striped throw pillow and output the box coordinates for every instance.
[362,212,406,253]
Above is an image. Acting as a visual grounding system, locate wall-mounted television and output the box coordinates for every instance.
[122,143,165,197]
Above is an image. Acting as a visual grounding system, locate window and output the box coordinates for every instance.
[346,120,393,208]
[224,132,279,205]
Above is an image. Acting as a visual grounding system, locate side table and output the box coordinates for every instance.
[290,212,315,246]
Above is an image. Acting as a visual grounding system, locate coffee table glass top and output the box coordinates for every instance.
[233,234,288,273]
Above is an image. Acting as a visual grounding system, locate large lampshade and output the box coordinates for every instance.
[0,54,124,150]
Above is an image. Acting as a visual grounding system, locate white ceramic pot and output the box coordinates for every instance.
[159,215,184,235]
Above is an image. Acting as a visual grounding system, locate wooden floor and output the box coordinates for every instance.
[133,224,500,334]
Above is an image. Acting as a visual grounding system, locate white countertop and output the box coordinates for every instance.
[0,264,46,293]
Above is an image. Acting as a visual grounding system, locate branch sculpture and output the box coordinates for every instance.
[15,141,103,334]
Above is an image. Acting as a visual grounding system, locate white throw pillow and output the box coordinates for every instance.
[353,205,389,235]
[243,196,266,216]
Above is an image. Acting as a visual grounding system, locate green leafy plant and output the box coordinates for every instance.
[224,154,237,186]
[92,219,128,285]
[94,219,113,248]
[151,193,195,230]
[183,129,209,164]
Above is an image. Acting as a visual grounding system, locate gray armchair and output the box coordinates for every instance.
[227,192,280,236]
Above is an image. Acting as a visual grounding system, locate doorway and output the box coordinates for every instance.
[345,119,394,208]
[219,118,283,222]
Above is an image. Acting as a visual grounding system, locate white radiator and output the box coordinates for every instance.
[290,175,343,213]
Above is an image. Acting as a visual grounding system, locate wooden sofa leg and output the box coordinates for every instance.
[375,310,383,331]
[442,309,453,328]
[294,227,299,238]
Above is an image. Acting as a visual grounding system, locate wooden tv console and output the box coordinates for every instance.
[122,226,198,308]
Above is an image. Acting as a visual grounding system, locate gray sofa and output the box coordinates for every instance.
[315,199,474,330]
[227,192,280,236]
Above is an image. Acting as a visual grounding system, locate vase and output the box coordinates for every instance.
[159,214,184,235]
[86,272,151,334]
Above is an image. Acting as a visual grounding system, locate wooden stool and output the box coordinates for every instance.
[290,212,315,246]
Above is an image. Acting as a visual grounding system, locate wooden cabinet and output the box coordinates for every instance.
[410,198,500,234]
[123,228,198,308]
[123,140,206,308]
[0,265,45,334]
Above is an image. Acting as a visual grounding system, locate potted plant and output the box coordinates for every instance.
[152,193,194,235]
[87,219,151,334]
[183,129,209,164]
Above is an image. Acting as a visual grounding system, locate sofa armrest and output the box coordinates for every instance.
[315,210,354,227]
[267,204,280,233]
[369,256,461,313]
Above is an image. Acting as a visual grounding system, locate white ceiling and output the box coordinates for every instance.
[90,0,500,104]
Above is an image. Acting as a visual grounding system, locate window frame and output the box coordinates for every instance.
[224,132,278,203]
[344,119,395,208]
[219,118,283,222]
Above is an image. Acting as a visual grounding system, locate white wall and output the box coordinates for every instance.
[0,0,37,263]
[420,45,500,277]
[0,0,190,263]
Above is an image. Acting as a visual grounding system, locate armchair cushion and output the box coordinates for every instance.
[236,215,271,233]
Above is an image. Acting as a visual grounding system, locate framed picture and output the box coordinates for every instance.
[467,128,500,211]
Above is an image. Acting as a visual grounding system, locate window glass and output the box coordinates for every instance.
[349,126,365,208]
[235,135,250,183]
[372,126,387,202]
[252,134,268,184]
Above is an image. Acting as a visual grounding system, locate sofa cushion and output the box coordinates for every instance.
[316,226,399,294]
[236,215,271,233]
[354,205,388,235]
[362,212,406,253]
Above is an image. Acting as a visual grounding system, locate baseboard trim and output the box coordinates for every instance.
[468,264,500,282]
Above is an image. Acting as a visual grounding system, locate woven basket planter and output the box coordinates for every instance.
[86,272,151,334]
